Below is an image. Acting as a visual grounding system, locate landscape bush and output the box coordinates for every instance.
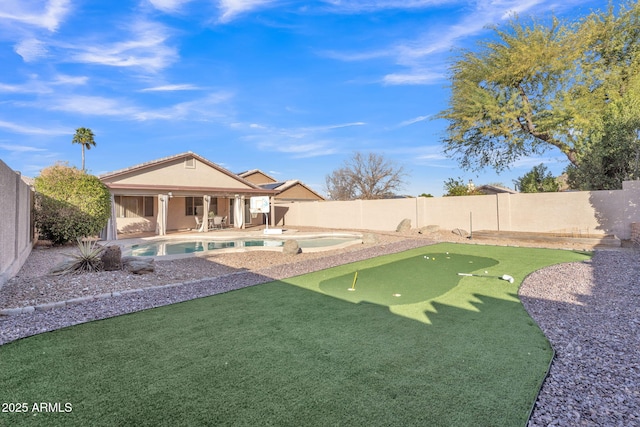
[34,163,111,245]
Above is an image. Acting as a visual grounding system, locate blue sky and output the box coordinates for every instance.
[0,0,610,197]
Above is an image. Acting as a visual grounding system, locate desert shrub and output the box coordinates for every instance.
[51,238,105,275]
[34,163,111,245]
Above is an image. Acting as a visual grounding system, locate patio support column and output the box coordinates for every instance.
[156,194,168,236]
[241,195,245,229]
[270,196,275,228]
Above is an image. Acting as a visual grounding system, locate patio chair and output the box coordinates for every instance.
[221,216,227,228]
[212,215,223,230]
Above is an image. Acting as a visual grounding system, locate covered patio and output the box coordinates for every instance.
[99,152,276,239]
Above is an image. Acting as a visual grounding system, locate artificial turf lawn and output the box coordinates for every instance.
[0,243,590,426]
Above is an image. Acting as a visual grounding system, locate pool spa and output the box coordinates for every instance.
[122,235,363,258]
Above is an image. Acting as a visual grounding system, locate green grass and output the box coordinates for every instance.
[0,243,590,426]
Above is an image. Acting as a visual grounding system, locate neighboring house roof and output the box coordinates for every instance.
[476,184,518,195]
[237,169,324,200]
[99,152,275,195]
[258,180,325,201]
[237,169,277,184]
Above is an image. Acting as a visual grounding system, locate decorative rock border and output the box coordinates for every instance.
[0,290,143,316]
[0,274,255,317]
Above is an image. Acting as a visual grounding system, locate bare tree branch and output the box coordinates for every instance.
[325,152,408,200]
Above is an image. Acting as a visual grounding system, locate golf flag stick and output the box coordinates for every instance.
[457,272,514,283]
[349,271,358,291]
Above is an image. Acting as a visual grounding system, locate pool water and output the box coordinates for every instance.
[127,237,359,257]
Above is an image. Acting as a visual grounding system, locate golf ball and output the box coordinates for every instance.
[485,271,488,274]
[424,256,427,259]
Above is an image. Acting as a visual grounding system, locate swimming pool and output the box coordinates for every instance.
[124,236,361,257]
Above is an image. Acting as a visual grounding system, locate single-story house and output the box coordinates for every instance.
[99,152,276,237]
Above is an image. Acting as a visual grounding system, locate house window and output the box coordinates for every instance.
[144,196,154,217]
[115,196,154,218]
[185,197,218,216]
[185,197,203,216]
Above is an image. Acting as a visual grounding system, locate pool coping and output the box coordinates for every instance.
[113,229,364,260]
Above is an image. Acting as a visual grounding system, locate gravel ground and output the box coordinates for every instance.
[520,249,640,426]
[1,228,638,425]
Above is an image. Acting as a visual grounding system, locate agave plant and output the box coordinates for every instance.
[52,238,105,275]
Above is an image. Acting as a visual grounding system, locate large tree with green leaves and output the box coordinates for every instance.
[437,2,640,190]
[565,4,640,189]
[72,127,97,171]
[442,177,483,197]
[514,164,559,193]
[566,95,640,190]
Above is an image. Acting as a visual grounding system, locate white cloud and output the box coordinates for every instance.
[140,84,200,92]
[69,20,177,72]
[398,115,430,127]
[0,120,69,135]
[217,0,277,23]
[0,0,71,31]
[383,72,442,85]
[0,143,47,152]
[321,122,366,130]
[51,74,88,85]
[14,38,48,62]
[134,92,234,120]
[320,49,390,62]
[327,0,553,86]
[321,0,453,13]
[259,140,338,158]
[0,83,33,93]
[45,95,139,117]
[239,120,364,158]
[0,74,86,94]
[148,0,193,13]
[35,92,232,122]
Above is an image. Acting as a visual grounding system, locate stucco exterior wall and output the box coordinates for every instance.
[106,157,253,189]
[278,185,640,240]
[0,160,33,287]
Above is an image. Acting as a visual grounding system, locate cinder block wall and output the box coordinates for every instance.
[0,160,34,287]
[277,184,640,240]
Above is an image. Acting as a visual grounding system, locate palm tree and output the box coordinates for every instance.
[72,127,96,171]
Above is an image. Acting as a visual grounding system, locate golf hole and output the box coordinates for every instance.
[392,293,401,297]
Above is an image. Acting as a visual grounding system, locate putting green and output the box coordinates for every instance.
[319,252,498,305]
